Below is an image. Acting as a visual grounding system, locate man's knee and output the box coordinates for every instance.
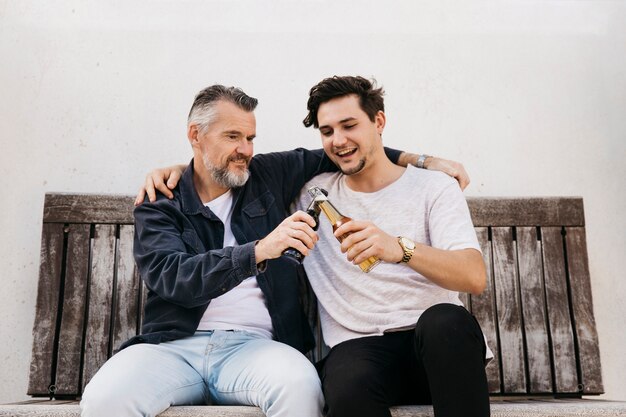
[323,364,374,397]
[273,358,321,394]
[252,347,323,416]
[322,365,389,417]
[79,343,190,417]
[81,382,145,417]
[415,303,484,352]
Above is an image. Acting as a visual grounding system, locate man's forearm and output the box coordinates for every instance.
[396,152,433,169]
[134,205,257,306]
[397,152,470,190]
[406,246,486,295]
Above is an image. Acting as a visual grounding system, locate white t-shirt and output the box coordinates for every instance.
[295,166,490,359]
[197,190,273,339]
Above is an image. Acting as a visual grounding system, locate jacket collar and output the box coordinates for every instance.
[179,158,205,216]
[179,158,243,216]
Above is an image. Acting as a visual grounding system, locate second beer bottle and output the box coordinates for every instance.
[308,186,381,273]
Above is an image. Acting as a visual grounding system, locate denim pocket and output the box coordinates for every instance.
[242,191,276,218]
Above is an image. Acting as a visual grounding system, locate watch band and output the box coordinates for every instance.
[397,237,416,264]
[416,154,431,169]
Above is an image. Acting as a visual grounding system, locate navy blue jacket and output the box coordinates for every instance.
[123,147,400,353]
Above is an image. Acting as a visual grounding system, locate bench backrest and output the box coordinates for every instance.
[27,194,603,399]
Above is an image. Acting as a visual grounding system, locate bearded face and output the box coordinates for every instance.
[202,151,251,188]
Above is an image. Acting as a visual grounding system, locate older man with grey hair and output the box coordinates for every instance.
[81,85,330,417]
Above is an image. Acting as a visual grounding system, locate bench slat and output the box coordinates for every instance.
[541,227,578,393]
[517,227,552,393]
[565,227,604,394]
[492,227,526,393]
[43,194,586,227]
[81,225,116,391]
[28,224,65,396]
[470,227,501,393]
[55,225,90,396]
[468,198,584,227]
[111,225,141,353]
[43,194,134,224]
[139,281,149,331]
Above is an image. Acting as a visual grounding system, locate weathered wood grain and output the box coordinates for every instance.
[492,227,526,393]
[43,194,585,227]
[43,194,134,224]
[111,225,141,353]
[516,227,552,393]
[28,224,65,396]
[139,281,148,331]
[541,227,578,393]
[470,227,501,393]
[81,225,116,391]
[468,198,584,227]
[54,225,90,396]
[565,227,604,394]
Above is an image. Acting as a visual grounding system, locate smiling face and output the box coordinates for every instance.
[317,94,386,176]
[189,99,256,190]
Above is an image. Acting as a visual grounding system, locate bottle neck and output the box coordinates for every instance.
[317,200,345,226]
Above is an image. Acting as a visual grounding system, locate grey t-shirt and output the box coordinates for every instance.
[295,165,482,348]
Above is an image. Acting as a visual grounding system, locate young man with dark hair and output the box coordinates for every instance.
[295,75,491,417]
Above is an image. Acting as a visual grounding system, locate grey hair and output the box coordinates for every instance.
[187,85,258,133]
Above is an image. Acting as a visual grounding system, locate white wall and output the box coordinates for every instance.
[1,0,624,403]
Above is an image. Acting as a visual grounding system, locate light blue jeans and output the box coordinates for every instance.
[80,330,323,417]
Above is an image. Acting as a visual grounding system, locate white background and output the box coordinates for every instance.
[1,0,625,403]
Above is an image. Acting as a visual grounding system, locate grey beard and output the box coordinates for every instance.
[203,154,250,188]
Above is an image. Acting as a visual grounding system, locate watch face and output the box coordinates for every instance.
[401,237,415,250]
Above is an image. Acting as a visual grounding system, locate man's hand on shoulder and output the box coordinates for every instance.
[424,157,470,190]
[134,164,187,206]
[398,152,470,191]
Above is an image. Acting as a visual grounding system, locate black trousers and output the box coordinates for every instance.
[318,304,490,417]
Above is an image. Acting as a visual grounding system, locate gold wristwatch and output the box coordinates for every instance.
[397,236,416,263]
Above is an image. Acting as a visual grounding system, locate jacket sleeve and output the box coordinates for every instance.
[133,201,259,308]
[251,148,331,206]
[384,147,402,164]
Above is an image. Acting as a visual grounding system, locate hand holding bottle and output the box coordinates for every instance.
[282,205,321,263]
[334,221,405,265]
[255,211,319,264]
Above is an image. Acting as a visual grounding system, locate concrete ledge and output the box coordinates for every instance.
[1,399,626,416]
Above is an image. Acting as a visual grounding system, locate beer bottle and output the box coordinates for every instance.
[282,203,321,263]
[308,186,381,273]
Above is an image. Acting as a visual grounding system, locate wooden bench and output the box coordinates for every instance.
[1,193,625,416]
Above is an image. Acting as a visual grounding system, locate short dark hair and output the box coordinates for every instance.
[303,76,385,128]
[188,85,258,132]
